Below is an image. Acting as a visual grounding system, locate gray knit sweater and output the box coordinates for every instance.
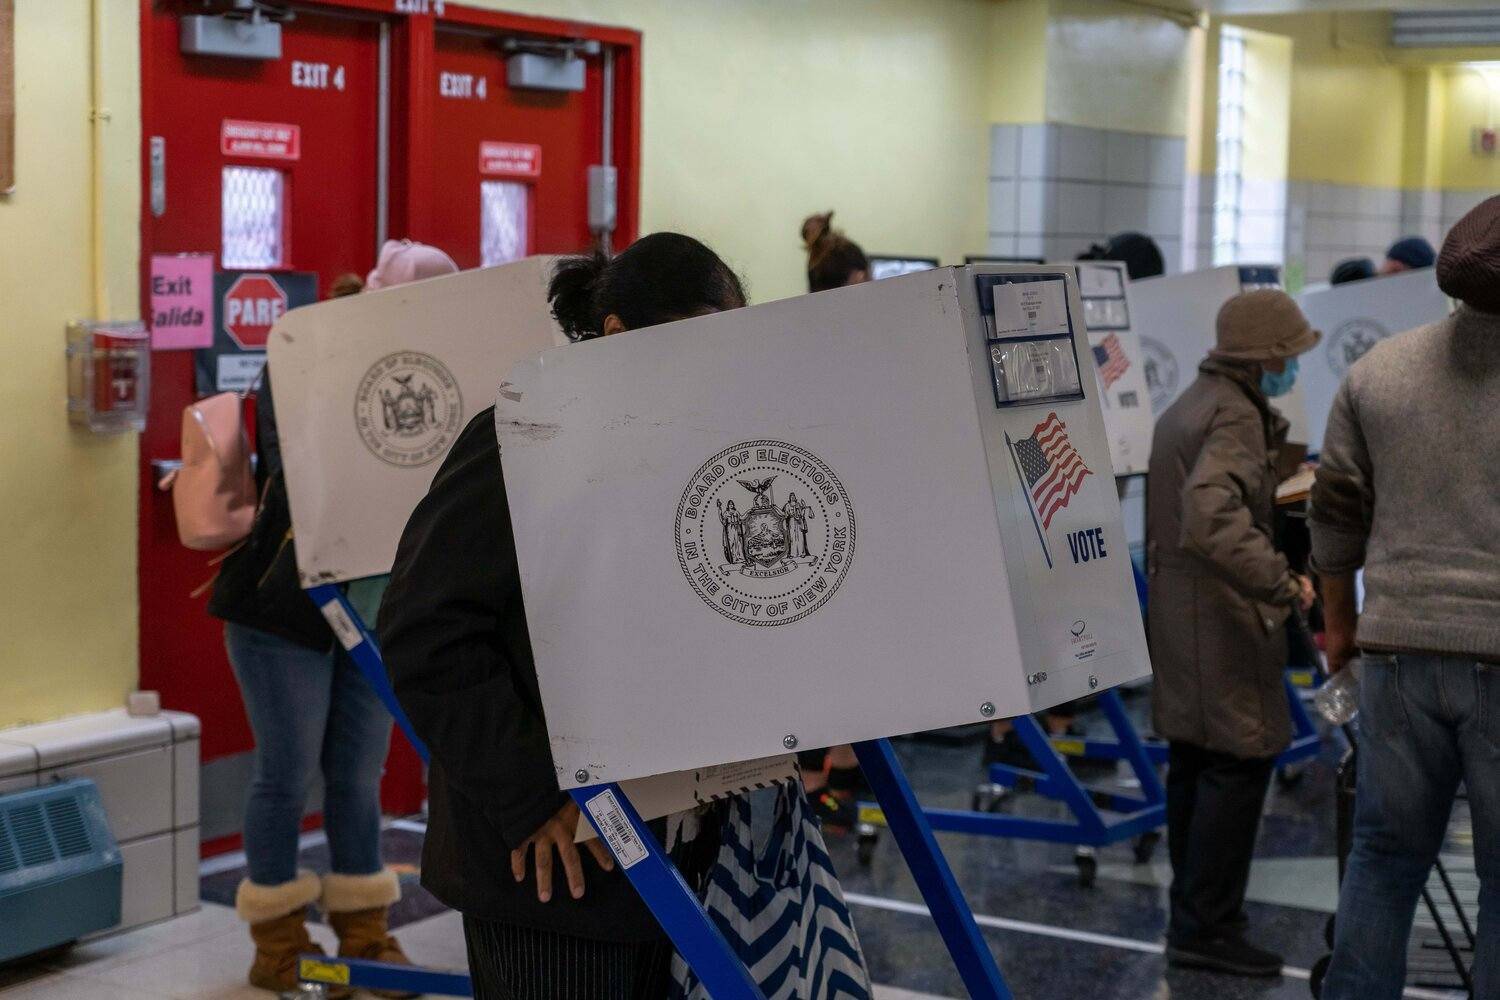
[1310,305,1500,661]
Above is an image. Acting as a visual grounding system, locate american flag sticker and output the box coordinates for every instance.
[1091,333,1130,391]
[1006,412,1093,569]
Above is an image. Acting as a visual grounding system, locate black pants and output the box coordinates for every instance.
[461,917,673,1000]
[1166,741,1276,945]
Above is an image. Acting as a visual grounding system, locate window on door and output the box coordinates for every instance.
[480,180,529,267]
[222,166,286,269]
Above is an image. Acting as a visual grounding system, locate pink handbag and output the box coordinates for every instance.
[160,391,257,551]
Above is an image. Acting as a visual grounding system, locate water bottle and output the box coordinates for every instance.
[1315,663,1361,725]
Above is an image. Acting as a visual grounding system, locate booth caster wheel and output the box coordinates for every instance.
[1133,831,1160,865]
[1074,847,1098,888]
[856,824,880,867]
[970,783,1010,813]
[1309,953,1331,998]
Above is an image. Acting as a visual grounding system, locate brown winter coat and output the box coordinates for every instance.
[1146,357,1303,760]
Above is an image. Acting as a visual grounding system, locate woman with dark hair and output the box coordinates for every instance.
[379,233,748,999]
[1077,231,1166,281]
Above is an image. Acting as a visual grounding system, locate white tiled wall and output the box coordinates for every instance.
[0,708,201,935]
[1287,181,1407,284]
[989,123,1186,270]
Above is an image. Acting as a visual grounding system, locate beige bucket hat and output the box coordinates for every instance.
[1211,288,1321,362]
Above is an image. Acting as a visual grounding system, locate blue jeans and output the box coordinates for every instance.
[225,622,392,886]
[1323,653,1499,999]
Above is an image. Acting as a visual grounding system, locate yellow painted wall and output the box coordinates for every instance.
[1437,65,1500,190]
[1240,26,1292,184]
[1043,0,1195,137]
[988,0,1047,125]
[1224,12,1407,189]
[465,0,995,302]
[1401,68,1445,191]
[0,0,140,728]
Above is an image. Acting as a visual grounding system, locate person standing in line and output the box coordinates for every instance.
[1313,197,1499,1000]
[209,239,457,996]
[1147,289,1318,977]
[1378,235,1436,276]
[380,234,751,1000]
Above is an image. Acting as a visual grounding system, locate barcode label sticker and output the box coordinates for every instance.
[584,789,649,870]
[319,600,364,651]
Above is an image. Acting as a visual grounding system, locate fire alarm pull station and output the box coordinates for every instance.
[67,320,151,434]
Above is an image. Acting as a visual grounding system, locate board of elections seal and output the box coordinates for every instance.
[1138,335,1178,412]
[355,351,463,468]
[1326,317,1390,376]
[675,440,855,627]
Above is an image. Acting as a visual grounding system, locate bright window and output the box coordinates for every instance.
[221,166,285,269]
[1212,27,1247,267]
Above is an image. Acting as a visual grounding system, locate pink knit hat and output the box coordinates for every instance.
[365,239,458,290]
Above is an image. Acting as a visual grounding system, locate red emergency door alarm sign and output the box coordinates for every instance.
[479,141,541,178]
[221,119,303,161]
[223,273,289,350]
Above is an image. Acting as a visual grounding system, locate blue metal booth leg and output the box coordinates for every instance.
[572,783,766,1000]
[306,583,432,762]
[854,739,1014,1000]
[302,586,1013,998]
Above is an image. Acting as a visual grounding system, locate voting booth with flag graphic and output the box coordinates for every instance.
[1060,261,1153,477]
[497,264,1151,788]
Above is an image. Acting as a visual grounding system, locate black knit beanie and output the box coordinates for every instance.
[1436,196,1500,315]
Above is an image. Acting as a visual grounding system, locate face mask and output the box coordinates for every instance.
[1260,357,1299,398]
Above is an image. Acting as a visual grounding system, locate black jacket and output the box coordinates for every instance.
[207,371,335,651]
[379,408,665,942]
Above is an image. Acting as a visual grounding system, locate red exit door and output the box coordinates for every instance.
[138,4,423,845]
[140,1,642,854]
[428,26,622,265]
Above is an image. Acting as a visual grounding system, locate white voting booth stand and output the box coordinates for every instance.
[498,265,1151,997]
[268,258,568,998]
[1295,268,1451,453]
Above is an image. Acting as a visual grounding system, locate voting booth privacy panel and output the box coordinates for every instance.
[499,265,1151,787]
[269,257,568,586]
[1295,269,1451,453]
[1129,264,1312,445]
[1059,261,1153,477]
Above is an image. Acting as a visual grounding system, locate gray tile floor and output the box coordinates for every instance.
[1,691,1474,999]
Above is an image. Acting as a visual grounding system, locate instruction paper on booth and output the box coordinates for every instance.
[989,277,1070,338]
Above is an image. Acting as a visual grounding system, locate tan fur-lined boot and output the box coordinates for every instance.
[236,870,350,997]
[323,869,420,999]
